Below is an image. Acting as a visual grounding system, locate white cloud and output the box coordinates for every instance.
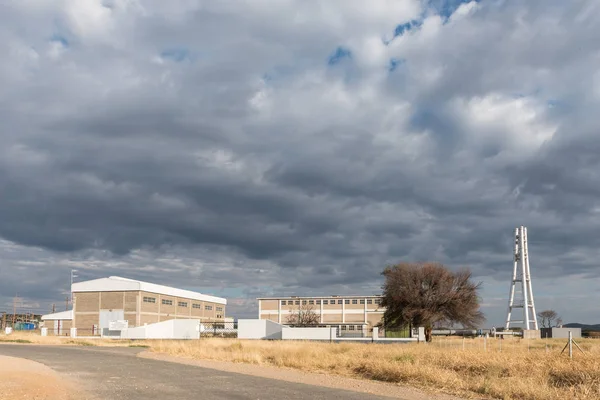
[64,0,113,39]
[454,94,556,154]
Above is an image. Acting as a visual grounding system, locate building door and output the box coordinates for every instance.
[99,309,125,330]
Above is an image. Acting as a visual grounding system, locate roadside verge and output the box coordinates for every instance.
[139,350,466,400]
[0,355,86,400]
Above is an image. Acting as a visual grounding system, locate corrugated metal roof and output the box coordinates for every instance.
[72,276,226,305]
[256,295,382,300]
[41,310,73,320]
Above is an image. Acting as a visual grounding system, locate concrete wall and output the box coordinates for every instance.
[238,320,343,341]
[238,319,282,339]
[523,329,541,339]
[552,328,582,339]
[121,319,200,339]
[281,326,336,341]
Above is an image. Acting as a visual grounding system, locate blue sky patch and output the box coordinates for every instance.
[161,48,191,62]
[430,0,479,20]
[394,22,413,37]
[383,20,423,45]
[389,58,405,72]
[50,34,69,47]
[328,46,352,66]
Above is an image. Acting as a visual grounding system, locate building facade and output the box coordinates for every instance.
[41,310,73,335]
[257,295,385,335]
[72,276,226,335]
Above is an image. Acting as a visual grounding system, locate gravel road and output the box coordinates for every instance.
[0,344,395,400]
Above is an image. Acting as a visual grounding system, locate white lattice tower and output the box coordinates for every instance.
[505,226,538,330]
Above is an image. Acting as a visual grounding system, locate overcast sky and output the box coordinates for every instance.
[1,0,599,326]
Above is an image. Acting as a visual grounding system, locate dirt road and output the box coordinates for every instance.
[0,354,82,400]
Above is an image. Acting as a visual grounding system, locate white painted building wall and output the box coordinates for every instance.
[238,319,282,339]
[281,326,337,340]
[551,328,582,339]
[121,319,200,339]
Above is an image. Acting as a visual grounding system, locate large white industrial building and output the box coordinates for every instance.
[42,276,227,336]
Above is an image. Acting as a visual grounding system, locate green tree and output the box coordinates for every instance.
[381,262,485,342]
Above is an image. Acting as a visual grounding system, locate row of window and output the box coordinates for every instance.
[341,325,364,331]
[303,325,365,331]
[281,298,382,306]
[142,297,220,312]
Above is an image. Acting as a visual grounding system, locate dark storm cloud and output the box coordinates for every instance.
[1,0,600,323]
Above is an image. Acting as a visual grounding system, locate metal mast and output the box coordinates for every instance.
[505,226,538,330]
[70,269,78,310]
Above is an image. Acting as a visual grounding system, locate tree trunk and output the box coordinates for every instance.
[425,326,433,342]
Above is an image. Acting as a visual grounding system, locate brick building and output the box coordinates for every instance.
[41,310,72,335]
[257,295,385,335]
[72,276,226,335]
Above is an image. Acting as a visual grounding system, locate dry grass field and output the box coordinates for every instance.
[150,337,600,400]
[3,332,600,399]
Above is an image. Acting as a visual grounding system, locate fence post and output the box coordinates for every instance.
[418,327,425,342]
[484,334,487,352]
[569,331,573,360]
[329,327,336,343]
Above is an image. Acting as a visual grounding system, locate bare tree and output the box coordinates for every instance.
[381,262,485,342]
[555,317,563,328]
[286,303,320,326]
[537,310,559,328]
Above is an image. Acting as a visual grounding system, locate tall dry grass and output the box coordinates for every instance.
[150,337,600,400]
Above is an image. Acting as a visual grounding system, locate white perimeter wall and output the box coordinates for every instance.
[238,319,282,339]
[552,328,582,339]
[281,326,336,340]
[122,319,200,339]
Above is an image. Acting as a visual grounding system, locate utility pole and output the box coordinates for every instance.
[12,296,21,326]
[1,312,6,330]
[52,304,56,314]
[70,269,78,310]
[65,296,69,311]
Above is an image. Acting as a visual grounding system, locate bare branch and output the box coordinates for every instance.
[285,303,320,326]
[381,262,485,341]
[537,310,559,328]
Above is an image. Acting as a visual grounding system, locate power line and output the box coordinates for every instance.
[12,295,22,325]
